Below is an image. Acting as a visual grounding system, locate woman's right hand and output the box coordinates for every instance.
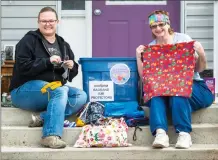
[50,55,62,64]
[136,45,145,60]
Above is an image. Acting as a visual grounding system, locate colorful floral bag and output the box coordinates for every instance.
[74,117,131,147]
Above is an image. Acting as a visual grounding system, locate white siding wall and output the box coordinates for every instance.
[184,1,214,69]
[1,1,56,48]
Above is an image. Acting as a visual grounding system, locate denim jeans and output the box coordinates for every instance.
[146,80,214,135]
[11,80,87,138]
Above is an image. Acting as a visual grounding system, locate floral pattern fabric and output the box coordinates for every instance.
[143,41,195,103]
[74,118,131,148]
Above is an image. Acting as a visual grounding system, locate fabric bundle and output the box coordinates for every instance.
[142,41,195,103]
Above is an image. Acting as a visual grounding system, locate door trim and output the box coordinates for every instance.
[56,1,61,34]
[56,1,91,57]
[105,0,167,5]
[214,1,218,95]
[85,1,92,58]
[180,1,185,33]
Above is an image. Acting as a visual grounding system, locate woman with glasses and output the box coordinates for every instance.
[9,7,87,149]
[136,10,213,149]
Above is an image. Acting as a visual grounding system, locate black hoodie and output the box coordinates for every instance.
[9,29,78,91]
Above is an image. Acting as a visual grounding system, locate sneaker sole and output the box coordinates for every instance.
[40,143,66,149]
[28,123,43,127]
[152,143,169,148]
[175,142,192,149]
[40,140,66,149]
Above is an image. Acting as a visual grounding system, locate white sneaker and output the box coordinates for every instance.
[175,132,192,149]
[152,129,169,148]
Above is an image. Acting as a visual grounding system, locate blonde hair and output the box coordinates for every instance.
[148,10,174,39]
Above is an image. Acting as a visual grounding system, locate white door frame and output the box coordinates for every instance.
[180,1,185,33]
[214,1,218,96]
[57,1,92,57]
[85,1,92,58]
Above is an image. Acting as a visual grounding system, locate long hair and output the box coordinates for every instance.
[148,10,174,39]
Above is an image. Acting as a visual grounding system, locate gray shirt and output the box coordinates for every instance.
[149,32,202,80]
[43,39,61,57]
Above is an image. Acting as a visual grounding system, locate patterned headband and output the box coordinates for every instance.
[149,14,170,25]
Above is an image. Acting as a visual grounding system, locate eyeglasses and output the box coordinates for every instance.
[150,22,167,29]
[39,20,57,25]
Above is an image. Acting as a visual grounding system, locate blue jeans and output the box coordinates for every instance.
[146,80,214,135]
[10,80,87,138]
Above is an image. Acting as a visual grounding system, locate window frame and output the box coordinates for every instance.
[106,0,167,5]
[61,0,85,11]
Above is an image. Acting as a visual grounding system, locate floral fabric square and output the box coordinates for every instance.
[143,41,195,103]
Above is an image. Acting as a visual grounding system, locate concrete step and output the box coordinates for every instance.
[2,103,218,126]
[1,107,77,126]
[2,124,218,147]
[2,144,218,160]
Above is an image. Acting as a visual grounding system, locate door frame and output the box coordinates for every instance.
[214,1,218,96]
[180,1,185,33]
[85,1,93,58]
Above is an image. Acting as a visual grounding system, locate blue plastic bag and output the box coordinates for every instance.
[104,101,144,119]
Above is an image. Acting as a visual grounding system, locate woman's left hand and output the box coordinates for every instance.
[193,41,205,57]
[64,60,74,69]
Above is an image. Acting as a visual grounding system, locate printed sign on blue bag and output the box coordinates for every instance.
[89,81,114,101]
[110,63,130,85]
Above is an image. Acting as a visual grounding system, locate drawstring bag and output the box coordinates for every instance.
[74,117,131,148]
[125,117,149,127]
[76,101,105,127]
[125,117,149,141]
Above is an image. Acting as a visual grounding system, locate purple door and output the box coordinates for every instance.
[93,0,180,57]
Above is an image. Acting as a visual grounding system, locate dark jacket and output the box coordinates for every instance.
[9,29,78,91]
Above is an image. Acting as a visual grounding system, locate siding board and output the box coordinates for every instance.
[1,1,56,6]
[186,9,213,16]
[1,1,56,48]
[2,18,38,29]
[186,30,213,39]
[185,1,214,69]
[2,6,56,18]
[2,29,35,41]
[186,19,213,27]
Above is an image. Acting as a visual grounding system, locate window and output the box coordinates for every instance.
[106,0,166,5]
[109,0,164,2]
[62,0,85,10]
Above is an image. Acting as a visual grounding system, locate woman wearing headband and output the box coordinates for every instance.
[136,10,213,149]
